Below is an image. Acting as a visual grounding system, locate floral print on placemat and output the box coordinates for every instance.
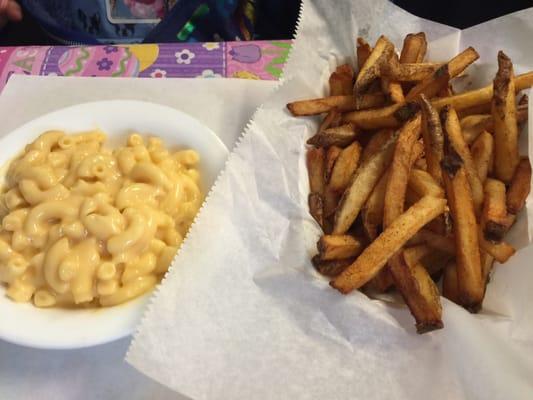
[0,40,292,93]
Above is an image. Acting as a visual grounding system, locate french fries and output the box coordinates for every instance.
[294,32,532,333]
[317,235,364,261]
[441,115,484,311]
[492,51,519,182]
[507,157,532,215]
[329,141,362,192]
[441,106,484,215]
[354,36,395,104]
[308,123,359,147]
[481,179,510,242]
[470,131,494,183]
[329,64,354,96]
[331,195,446,293]
[400,32,427,64]
[333,132,397,234]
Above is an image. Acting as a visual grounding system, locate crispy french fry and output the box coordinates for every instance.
[383,62,441,82]
[312,255,354,277]
[307,148,325,195]
[481,251,495,286]
[325,146,342,181]
[432,71,533,111]
[437,84,454,98]
[441,119,484,311]
[288,93,385,116]
[366,268,395,293]
[492,51,519,182]
[418,249,452,277]
[420,94,444,185]
[323,187,340,223]
[333,132,398,234]
[441,106,484,215]
[396,258,443,333]
[308,123,360,147]
[410,140,425,167]
[362,169,388,240]
[343,102,421,130]
[361,129,394,163]
[307,109,343,146]
[459,107,530,142]
[457,103,492,118]
[381,78,405,104]
[330,195,447,293]
[318,235,364,261]
[308,193,324,227]
[408,168,445,198]
[354,36,395,103]
[481,179,510,242]
[507,157,532,214]
[329,141,362,192]
[329,64,355,96]
[406,47,479,101]
[357,37,372,71]
[400,32,427,63]
[383,113,422,227]
[442,262,460,304]
[478,227,515,263]
[471,131,494,183]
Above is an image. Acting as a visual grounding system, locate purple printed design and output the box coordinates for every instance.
[0,40,291,93]
[229,44,262,63]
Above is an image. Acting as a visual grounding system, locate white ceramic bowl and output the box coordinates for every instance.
[0,100,228,349]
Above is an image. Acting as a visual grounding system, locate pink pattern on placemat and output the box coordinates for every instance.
[0,46,49,90]
[226,41,291,80]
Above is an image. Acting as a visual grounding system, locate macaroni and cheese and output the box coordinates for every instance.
[0,130,202,307]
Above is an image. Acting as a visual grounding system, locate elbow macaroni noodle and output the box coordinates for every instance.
[0,131,202,307]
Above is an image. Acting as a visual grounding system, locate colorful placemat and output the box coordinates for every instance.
[0,40,291,93]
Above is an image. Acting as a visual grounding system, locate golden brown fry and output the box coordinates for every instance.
[329,64,355,96]
[418,249,452,277]
[333,132,398,234]
[471,131,494,183]
[361,169,388,240]
[325,146,342,182]
[330,195,447,293]
[420,94,444,184]
[442,262,460,304]
[288,93,385,116]
[317,235,364,261]
[432,71,533,111]
[457,103,492,118]
[354,36,395,102]
[308,123,360,147]
[481,179,509,242]
[460,114,492,144]
[383,62,441,82]
[383,113,422,227]
[396,258,443,333]
[406,47,479,101]
[381,78,405,104]
[343,102,421,130]
[361,129,394,163]
[366,268,395,293]
[312,255,354,277]
[408,168,445,198]
[492,51,519,182]
[410,140,425,168]
[308,193,324,227]
[357,37,372,71]
[323,187,340,222]
[507,157,532,214]
[307,148,325,195]
[400,32,427,63]
[441,118,484,311]
[329,141,362,192]
[478,227,515,263]
[441,106,484,215]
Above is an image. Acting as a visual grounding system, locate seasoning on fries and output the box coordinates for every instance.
[290,32,532,333]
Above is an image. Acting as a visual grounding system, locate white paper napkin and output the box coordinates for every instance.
[127,2,533,399]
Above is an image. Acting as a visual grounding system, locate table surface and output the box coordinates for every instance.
[0,40,291,93]
[0,41,283,400]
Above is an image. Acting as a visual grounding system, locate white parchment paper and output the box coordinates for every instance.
[127,2,533,399]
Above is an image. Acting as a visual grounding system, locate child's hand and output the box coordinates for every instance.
[0,0,22,29]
